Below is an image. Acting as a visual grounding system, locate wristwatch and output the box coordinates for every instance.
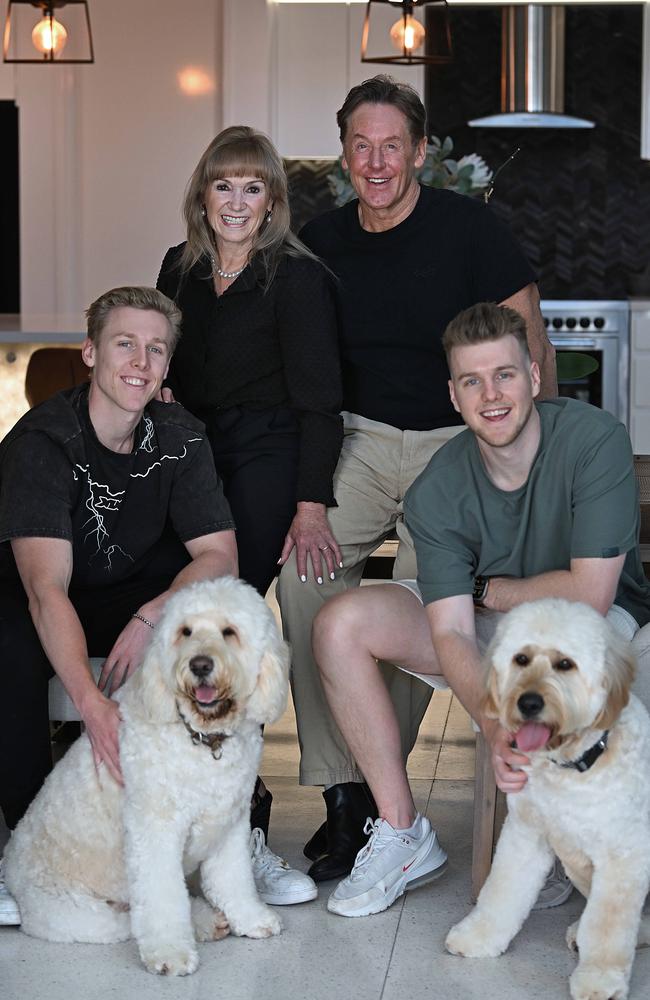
[473,575,490,608]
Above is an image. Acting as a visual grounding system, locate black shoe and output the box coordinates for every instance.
[250,779,272,839]
[307,782,378,883]
[304,821,327,862]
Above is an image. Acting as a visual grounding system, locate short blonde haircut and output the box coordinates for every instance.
[85,286,182,351]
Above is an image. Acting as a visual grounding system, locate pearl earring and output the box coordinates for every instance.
[201,206,207,218]
[266,209,273,223]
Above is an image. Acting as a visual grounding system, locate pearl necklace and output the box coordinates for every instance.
[211,256,247,280]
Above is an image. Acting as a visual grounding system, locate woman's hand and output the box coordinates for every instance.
[278,501,342,583]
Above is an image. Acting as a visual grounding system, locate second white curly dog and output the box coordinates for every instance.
[446,598,650,1000]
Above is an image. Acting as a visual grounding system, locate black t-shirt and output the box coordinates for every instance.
[300,185,536,431]
[0,388,234,591]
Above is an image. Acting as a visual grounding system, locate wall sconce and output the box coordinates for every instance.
[3,1,94,63]
[361,1,452,67]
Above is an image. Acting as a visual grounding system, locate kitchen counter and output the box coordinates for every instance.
[0,314,85,343]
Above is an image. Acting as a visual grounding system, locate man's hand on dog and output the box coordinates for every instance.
[99,614,155,695]
[80,691,123,786]
[486,721,530,793]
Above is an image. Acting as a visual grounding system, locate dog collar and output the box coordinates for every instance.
[177,704,229,760]
[552,730,609,773]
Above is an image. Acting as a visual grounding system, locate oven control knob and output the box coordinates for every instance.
[566,317,577,329]
[552,317,563,330]
[579,317,591,329]
[543,316,549,328]
[594,317,605,329]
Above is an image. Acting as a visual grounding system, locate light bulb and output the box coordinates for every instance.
[31,13,68,57]
[389,14,426,54]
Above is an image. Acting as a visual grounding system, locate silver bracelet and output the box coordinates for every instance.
[132,612,155,630]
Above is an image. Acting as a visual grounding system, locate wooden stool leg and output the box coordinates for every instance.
[472,730,499,901]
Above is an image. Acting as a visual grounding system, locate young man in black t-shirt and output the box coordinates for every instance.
[0,286,237,840]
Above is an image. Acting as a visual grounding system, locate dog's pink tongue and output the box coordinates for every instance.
[514,722,551,752]
[195,685,217,704]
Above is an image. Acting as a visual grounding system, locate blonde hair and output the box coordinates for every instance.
[86,286,182,351]
[179,126,318,290]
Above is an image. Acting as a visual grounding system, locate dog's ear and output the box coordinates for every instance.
[125,640,178,724]
[246,629,290,725]
[480,661,501,720]
[592,634,637,731]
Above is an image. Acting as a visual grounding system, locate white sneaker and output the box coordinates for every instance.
[0,857,21,926]
[250,828,318,906]
[327,815,447,917]
[533,856,574,910]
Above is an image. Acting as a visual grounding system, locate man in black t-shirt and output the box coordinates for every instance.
[0,286,237,844]
[276,75,557,884]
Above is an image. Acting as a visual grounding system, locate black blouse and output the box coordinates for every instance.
[157,244,343,506]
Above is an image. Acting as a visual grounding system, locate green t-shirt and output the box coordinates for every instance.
[404,398,650,627]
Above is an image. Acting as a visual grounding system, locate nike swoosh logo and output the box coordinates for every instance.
[403,859,416,872]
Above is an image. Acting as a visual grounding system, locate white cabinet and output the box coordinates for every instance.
[274,3,423,157]
[630,301,650,452]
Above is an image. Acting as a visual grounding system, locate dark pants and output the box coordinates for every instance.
[205,406,300,598]
[0,535,189,829]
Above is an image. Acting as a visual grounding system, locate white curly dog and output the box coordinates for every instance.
[446,598,650,1000]
[4,575,289,975]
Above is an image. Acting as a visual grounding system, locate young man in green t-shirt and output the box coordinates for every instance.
[312,301,650,919]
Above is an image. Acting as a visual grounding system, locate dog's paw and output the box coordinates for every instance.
[139,941,200,977]
[191,897,230,942]
[445,916,507,958]
[570,963,629,1000]
[566,920,580,953]
[230,904,282,939]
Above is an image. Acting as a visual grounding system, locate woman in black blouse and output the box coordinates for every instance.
[157,126,343,598]
[157,129,343,889]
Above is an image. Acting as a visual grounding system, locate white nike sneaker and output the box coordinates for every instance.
[0,857,20,926]
[250,828,318,906]
[327,815,447,917]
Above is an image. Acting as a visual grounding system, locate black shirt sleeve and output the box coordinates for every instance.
[274,258,343,506]
[469,205,537,304]
[167,430,235,542]
[0,432,75,544]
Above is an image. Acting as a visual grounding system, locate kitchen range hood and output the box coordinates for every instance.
[469,4,594,129]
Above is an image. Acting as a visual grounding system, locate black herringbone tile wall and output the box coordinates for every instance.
[425,4,650,299]
[284,159,338,235]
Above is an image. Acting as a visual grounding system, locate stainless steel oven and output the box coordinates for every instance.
[541,300,630,426]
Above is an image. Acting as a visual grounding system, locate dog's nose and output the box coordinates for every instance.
[517,691,544,718]
[189,655,214,679]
